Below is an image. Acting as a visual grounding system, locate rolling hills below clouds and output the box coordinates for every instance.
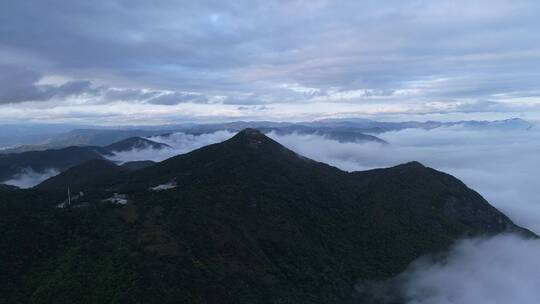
[0,137,169,188]
[0,129,534,304]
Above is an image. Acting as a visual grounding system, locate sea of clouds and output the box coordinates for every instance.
[265,125,540,304]
[355,234,540,304]
[106,130,236,163]
[105,123,540,303]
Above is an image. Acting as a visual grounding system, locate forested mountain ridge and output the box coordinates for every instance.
[0,129,533,304]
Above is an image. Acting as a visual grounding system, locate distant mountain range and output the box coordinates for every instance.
[0,129,167,153]
[0,129,534,303]
[178,117,535,134]
[1,118,533,154]
[306,117,534,132]
[0,118,535,187]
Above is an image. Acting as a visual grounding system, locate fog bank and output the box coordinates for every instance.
[2,168,60,188]
[356,234,540,304]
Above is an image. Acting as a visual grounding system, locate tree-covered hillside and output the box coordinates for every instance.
[0,129,533,304]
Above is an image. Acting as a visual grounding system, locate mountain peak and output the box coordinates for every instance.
[401,161,425,168]
[239,128,262,134]
[227,128,277,150]
[233,128,266,139]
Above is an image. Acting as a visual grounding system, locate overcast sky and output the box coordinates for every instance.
[1,0,540,125]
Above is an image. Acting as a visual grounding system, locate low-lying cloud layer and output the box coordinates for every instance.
[106,130,236,163]
[2,168,60,189]
[357,234,540,304]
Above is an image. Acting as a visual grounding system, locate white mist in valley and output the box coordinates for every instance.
[106,130,236,163]
[2,168,60,188]
[357,234,540,304]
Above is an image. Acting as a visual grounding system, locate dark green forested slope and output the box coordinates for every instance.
[121,160,157,171]
[0,129,533,304]
[35,159,129,192]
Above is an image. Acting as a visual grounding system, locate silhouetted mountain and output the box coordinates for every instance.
[105,137,171,152]
[0,184,18,191]
[0,129,533,303]
[121,160,156,171]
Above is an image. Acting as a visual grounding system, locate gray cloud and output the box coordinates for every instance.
[53,80,94,98]
[101,88,158,102]
[146,92,210,105]
[0,66,46,103]
[0,65,216,106]
[1,1,540,117]
[451,99,540,114]
[0,65,94,104]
